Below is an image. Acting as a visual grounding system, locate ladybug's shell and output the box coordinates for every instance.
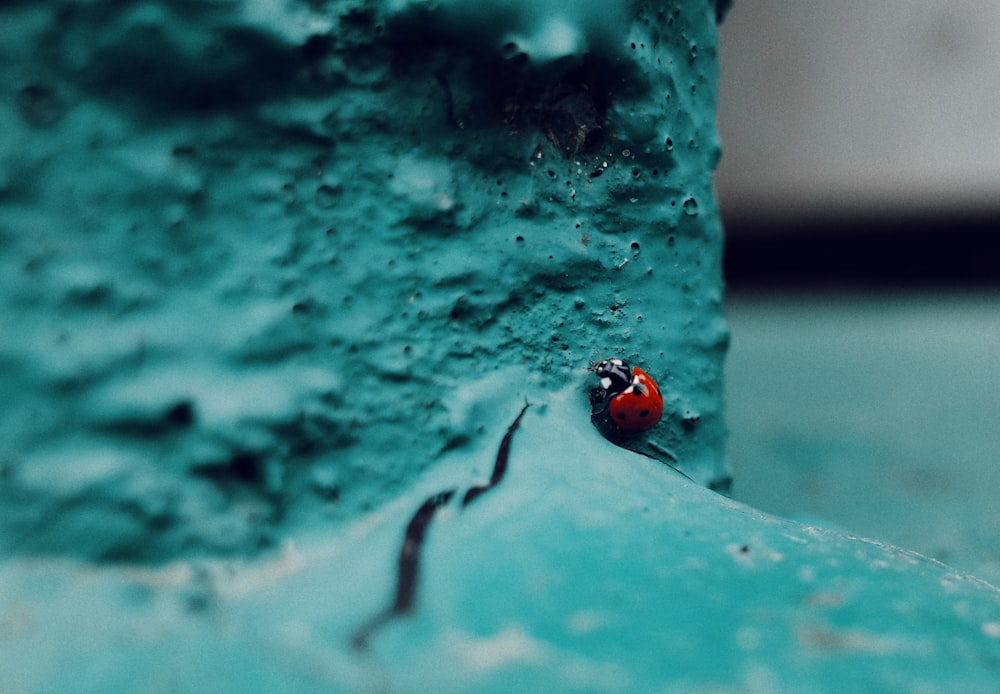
[607,367,664,432]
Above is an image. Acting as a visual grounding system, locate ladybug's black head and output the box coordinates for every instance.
[593,358,632,395]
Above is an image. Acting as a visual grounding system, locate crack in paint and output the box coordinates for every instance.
[463,402,531,507]
[351,488,456,651]
[351,402,531,651]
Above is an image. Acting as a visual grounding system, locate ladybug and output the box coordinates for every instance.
[592,358,664,432]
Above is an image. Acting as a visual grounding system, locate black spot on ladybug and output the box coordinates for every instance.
[617,412,627,420]
[639,409,650,418]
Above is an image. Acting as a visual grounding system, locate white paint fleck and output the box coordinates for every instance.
[982,621,1000,638]
[390,155,456,215]
[939,577,960,594]
[803,591,842,608]
[213,539,304,599]
[445,625,548,673]
[741,662,781,694]
[797,566,817,583]
[566,609,606,634]
[506,17,583,63]
[724,542,753,566]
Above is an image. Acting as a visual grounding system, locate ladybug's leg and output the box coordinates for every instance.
[589,387,612,415]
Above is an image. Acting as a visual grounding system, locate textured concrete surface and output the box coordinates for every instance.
[1,0,728,563]
[3,398,1000,692]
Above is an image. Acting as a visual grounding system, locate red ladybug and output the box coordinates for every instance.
[592,358,664,432]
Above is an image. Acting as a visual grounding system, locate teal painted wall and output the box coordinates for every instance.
[1,0,728,562]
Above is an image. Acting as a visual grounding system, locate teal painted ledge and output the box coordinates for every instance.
[3,395,999,692]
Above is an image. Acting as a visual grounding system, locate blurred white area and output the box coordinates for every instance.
[715,1,1000,226]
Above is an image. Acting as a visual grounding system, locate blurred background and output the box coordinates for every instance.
[715,1,1000,583]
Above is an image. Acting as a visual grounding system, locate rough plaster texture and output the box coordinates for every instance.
[2,0,728,562]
